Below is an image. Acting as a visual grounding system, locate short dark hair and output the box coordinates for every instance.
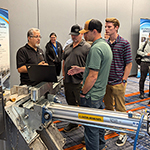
[89,19,102,33]
[49,32,57,37]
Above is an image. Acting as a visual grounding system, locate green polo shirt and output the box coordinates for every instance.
[83,38,112,100]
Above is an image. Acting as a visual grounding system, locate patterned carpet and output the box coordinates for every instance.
[53,76,150,150]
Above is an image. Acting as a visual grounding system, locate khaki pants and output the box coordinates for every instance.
[104,83,127,112]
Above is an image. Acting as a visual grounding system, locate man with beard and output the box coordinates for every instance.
[62,24,91,132]
[16,28,48,86]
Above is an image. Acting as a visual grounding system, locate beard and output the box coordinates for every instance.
[35,43,40,48]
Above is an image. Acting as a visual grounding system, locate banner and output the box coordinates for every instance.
[139,18,150,45]
[0,8,10,88]
[137,18,150,78]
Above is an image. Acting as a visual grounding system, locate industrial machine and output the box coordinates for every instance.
[0,81,150,150]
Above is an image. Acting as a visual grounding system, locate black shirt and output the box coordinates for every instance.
[16,44,45,85]
[63,39,90,84]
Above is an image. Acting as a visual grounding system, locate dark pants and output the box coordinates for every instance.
[64,82,82,106]
[80,97,105,150]
[139,62,150,94]
[54,62,61,76]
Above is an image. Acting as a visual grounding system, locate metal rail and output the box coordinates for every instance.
[45,102,147,136]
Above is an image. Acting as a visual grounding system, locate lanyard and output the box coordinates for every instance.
[52,42,58,55]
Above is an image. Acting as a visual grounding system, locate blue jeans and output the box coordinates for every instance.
[80,97,105,150]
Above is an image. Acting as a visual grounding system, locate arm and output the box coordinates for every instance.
[45,44,55,62]
[137,42,149,57]
[122,62,132,81]
[122,41,132,83]
[16,48,28,73]
[18,61,48,74]
[17,65,28,73]
[67,66,85,75]
[60,43,64,61]
[62,60,65,79]
[60,43,63,54]
[81,69,98,95]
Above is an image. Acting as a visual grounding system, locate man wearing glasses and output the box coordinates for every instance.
[16,28,48,86]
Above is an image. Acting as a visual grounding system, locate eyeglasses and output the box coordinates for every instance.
[50,36,56,38]
[30,35,42,39]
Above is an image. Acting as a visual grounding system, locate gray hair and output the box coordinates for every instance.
[27,28,40,38]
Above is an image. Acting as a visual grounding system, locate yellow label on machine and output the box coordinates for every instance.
[78,113,103,122]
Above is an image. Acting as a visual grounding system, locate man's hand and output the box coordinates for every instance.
[80,94,85,98]
[38,61,48,65]
[147,53,150,56]
[68,66,85,75]
[122,82,126,86]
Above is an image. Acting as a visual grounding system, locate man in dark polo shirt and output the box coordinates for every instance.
[62,24,91,132]
[16,28,48,86]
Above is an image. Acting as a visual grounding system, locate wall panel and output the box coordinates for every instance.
[77,0,106,37]
[39,0,75,50]
[107,0,132,42]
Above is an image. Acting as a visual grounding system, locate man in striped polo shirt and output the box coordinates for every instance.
[104,18,132,147]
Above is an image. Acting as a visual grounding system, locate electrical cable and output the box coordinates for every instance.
[133,115,144,150]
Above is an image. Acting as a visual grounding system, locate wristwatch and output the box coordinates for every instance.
[122,79,127,83]
[80,90,86,96]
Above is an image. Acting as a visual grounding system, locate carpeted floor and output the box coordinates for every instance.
[53,76,150,150]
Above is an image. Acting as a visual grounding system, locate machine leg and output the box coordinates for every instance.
[37,123,65,150]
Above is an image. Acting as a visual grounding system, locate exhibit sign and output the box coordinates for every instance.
[136,18,150,78]
[139,18,150,46]
[0,8,10,88]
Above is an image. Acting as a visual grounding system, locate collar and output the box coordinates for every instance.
[52,41,57,48]
[108,34,120,45]
[25,43,39,52]
[92,38,103,46]
[70,39,85,47]
[50,40,57,46]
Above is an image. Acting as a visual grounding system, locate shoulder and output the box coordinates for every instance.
[45,41,51,47]
[57,41,62,45]
[17,44,28,53]
[119,36,130,45]
[80,40,91,49]
[83,41,91,48]
[94,39,110,48]
[64,43,72,51]
[57,41,63,48]
[92,39,112,54]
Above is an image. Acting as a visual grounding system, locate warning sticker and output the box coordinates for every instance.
[78,113,103,122]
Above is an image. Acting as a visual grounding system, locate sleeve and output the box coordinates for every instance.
[62,46,68,60]
[62,50,66,60]
[63,39,73,50]
[45,43,54,62]
[58,42,63,60]
[137,42,148,57]
[123,41,132,64]
[16,48,27,69]
[87,47,102,71]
